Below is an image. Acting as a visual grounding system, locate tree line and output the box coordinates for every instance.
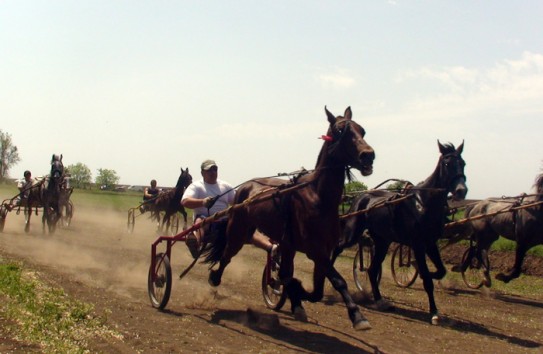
[0,129,120,190]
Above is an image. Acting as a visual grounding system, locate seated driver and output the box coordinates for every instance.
[140,179,160,213]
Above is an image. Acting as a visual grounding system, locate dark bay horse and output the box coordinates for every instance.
[464,173,543,286]
[334,141,467,324]
[26,154,65,234]
[204,106,375,330]
[152,168,192,234]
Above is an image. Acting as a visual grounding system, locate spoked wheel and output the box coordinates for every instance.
[261,253,287,310]
[169,213,180,236]
[461,248,488,289]
[148,252,172,309]
[127,210,135,234]
[391,244,419,288]
[61,201,73,228]
[353,244,377,292]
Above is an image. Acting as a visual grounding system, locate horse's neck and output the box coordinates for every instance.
[416,167,448,208]
[311,143,346,206]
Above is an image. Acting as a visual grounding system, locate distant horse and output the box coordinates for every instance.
[152,168,192,234]
[26,154,65,233]
[464,173,543,286]
[333,141,467,324]
[204,106,375,330]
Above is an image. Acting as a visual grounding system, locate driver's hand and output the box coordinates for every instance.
[203,197,214,208]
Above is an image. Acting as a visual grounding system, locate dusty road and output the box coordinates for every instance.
[0,205,542,353]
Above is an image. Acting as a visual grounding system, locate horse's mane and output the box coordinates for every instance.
[439,142,456,154]
[534,173,543,195]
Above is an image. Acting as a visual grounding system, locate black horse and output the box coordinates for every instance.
[152,168,192,234]
[334,141,467,324]
[26,154,65,234]
[203,106,375,330]
[463,173,543,286]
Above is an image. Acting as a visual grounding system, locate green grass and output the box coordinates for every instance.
[0,260,121,352]
[70,188,143,211]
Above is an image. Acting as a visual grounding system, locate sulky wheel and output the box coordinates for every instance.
[461,248,487,289]
[261,253,287,310]
[352,244,377,292]
[391,244,419,288]
[127,210,135,234]
[169,213,180,236]
[148,252,172,309]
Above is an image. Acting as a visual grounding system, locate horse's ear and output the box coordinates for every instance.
[325,106,335,125]
[456,140,464,154]
[344,106,352,120]
[437,140,446,154]
[60,154,63,162]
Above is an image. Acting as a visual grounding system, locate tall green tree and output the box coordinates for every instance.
[66,163,92,189]
[0,130,21,181]
[95,168,120,190]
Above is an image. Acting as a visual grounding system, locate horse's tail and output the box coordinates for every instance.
[201,225,228,267]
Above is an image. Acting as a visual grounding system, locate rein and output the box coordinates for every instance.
[340,194,416,219]
[444,199,543,229]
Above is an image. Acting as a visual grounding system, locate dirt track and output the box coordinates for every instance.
[0,206,542,353]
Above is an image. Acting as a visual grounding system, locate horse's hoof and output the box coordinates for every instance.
[208,271,221,287]
[354,319,372,331]
[375,299,395,311]
[431,314,440,325]
[293,307,308,322]
[495,273,510,283]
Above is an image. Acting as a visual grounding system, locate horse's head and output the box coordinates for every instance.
[324,106,375,176]
[176,167,193,189]
[50,154,64,179]
[437,141,467,201]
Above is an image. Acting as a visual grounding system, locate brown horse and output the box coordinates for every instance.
[204,106,375,330]
[26,154,65,234]
[333,142,467,324]
[152,168,192,234]
[463,173,543,286]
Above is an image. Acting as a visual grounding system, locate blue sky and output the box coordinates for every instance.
[1,1,542,199]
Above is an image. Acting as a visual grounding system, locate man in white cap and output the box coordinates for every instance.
[182,159,278,259]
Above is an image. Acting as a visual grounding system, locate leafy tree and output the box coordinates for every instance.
[66,163,92,189]
[0,130,21,181]
[344,181,368,194]
[95,168,120,190]
[386,180,412,192]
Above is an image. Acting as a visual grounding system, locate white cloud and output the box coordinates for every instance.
[316,67,356,89]
[395,51,543,119]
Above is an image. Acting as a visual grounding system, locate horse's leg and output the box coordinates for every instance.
[320,256,371,330]
[278,248,306,320]
[369,240,391,310]
[24,207,31,233]
[161,212,170,234]
[477,230,498,286]
[181,209,188,230]
[412,244,439,325]
[495,241,528,283]
[208,218,253,287]
[425,242,446,280]
[42,207,47,234]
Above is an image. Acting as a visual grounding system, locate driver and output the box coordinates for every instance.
[181,159,278,259]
